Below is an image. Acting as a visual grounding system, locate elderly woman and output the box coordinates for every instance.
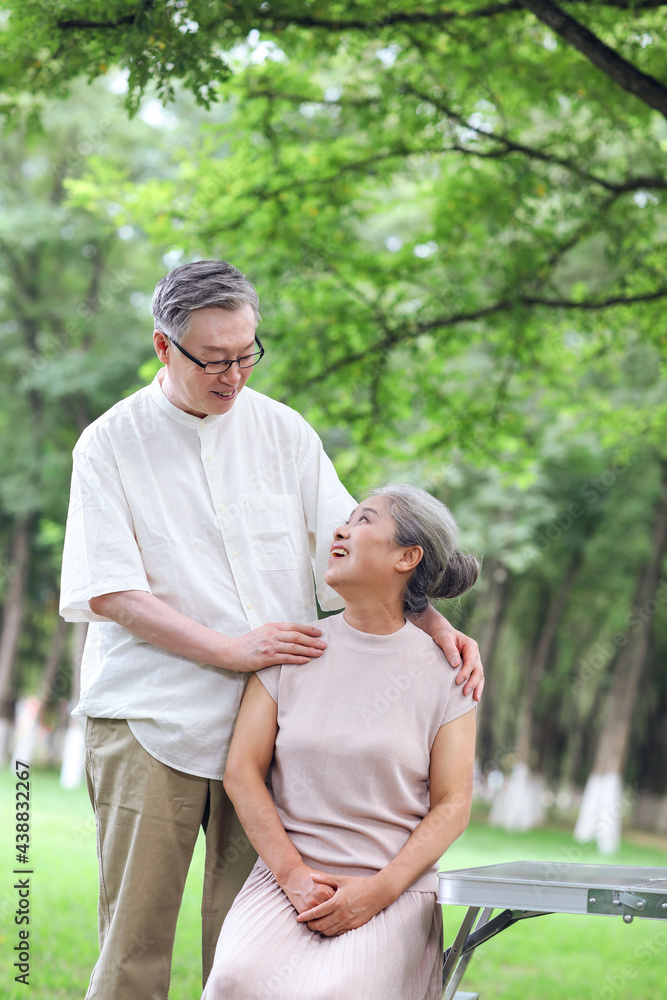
[202,484,480,1000]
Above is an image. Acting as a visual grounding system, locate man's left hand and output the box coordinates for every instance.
[433,624,484,701]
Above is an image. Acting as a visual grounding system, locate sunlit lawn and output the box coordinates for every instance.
[1,770,665,999]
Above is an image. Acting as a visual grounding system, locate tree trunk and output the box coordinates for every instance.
[517,549,584,765]
[60,622,87,789]
[474,561,511,780]
[558,621,608,791]
[575,460,667,853]
[37,614,69,707]
[558,678,588,791]
[0,518,31,766]
[491,549,584,831]
[477,562,511,672]
[12,615,68,767]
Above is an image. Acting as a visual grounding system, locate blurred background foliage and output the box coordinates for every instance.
[0,1,666,846]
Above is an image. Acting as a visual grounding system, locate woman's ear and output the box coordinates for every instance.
[395,545,423,575]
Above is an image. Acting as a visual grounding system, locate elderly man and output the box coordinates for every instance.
[60,260,483,1000]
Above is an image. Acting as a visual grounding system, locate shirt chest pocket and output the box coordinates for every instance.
[244,494,304,571]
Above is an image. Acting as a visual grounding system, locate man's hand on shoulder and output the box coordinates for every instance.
[85,591,327,675]
[409,604,484,701]
[431,623,484,701]
[223,623,326,672]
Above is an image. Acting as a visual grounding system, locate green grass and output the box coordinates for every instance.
[1,768,205,1000]
[1,770,665,999]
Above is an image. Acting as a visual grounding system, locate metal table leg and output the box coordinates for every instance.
[441,906,550,999]
[442,906,494,1000]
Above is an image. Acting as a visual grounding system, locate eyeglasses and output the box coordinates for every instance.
[163,333,265,374]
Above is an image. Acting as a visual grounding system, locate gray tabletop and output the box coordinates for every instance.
[437,861,667,917]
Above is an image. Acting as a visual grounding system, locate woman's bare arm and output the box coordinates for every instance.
[297,708,476,936]
[223,674,336,910]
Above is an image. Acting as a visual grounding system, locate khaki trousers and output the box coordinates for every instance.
[84,718,256,1000]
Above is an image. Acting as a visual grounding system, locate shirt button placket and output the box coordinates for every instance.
[200,424,253,624]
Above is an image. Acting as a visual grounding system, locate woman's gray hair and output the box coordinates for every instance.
[371,484,481,615]
[152,260,261,344]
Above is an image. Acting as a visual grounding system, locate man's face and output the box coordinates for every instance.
[154,304,258,418]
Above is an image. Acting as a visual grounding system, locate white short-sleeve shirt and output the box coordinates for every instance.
[60,373,356,779]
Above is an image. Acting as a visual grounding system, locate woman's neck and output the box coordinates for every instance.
[341,596,406,635]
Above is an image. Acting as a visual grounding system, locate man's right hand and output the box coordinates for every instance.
[87,591,326,673]
[223,622,326,671]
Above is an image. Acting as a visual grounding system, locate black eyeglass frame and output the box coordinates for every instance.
[163,333,265,374]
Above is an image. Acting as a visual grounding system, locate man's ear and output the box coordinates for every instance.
[395,545,423,575]
[153,329,170,363]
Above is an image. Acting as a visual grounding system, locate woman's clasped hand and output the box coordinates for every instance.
[296,872,395,936]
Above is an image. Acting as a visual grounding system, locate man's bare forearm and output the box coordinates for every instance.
[89,590,237,669]
[408,601,452,638]
[88,590,327,672]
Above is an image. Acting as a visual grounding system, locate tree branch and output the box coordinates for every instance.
[236,84,667,197]
[57,14,137,29]
[258,0,667,31]
[51,1,667,125]
[576,0,667,8]
[53,0,667,33]
[521,288,667,308]
[57,0,155,30]
[309,287,667,382]
[259,2,523,31]
[402,84,667,192]
[520,0,667,118]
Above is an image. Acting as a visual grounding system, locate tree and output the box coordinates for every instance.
[1,0,665,831]
[4,1,666,479]
[574,459,667,853]
[33,1,661,483]
[0,518,30,762]
[2,2,667,119]
[0,79,169,762]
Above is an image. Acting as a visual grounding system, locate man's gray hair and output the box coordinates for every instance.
[370,483,481,615]
[152,260,261,344]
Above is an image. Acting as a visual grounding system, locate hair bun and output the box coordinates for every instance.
[429,550,481,600]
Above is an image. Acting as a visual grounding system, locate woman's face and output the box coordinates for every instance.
[324,496,403,594]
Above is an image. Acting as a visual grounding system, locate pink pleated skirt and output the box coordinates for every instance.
[202,861,443,1000]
